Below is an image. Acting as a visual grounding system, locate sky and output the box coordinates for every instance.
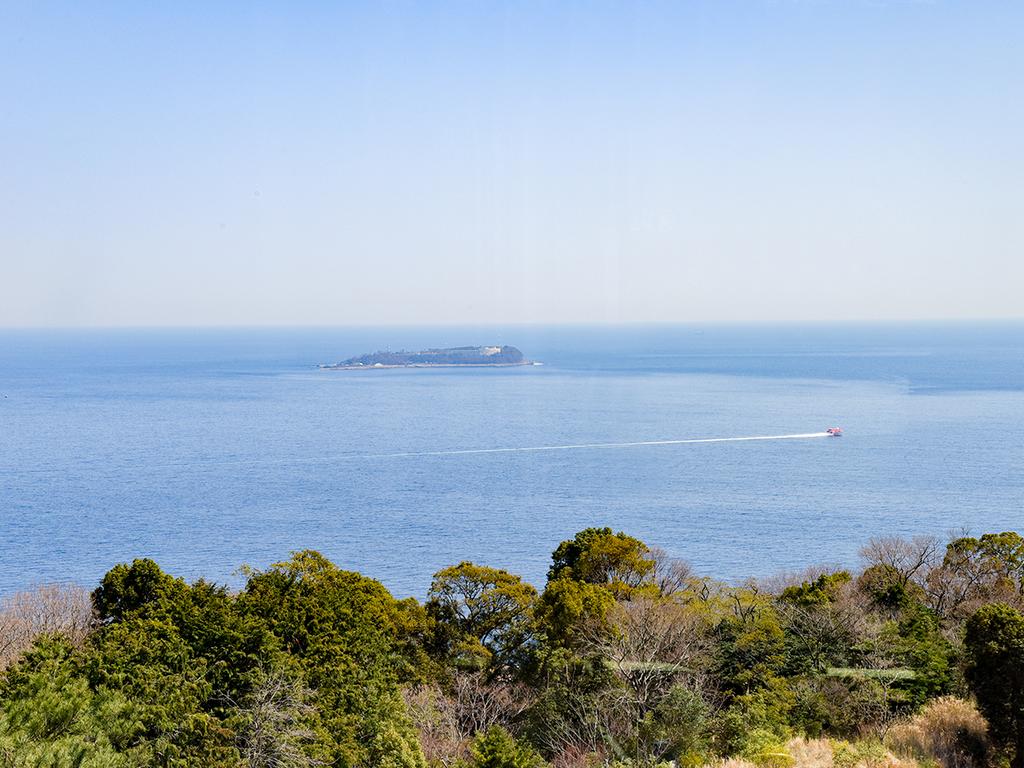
[2,1,1022,327]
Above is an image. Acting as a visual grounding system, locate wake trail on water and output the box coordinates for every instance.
[4,433,833,475]
[326,432,832,461]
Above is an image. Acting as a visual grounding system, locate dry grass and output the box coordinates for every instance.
[700,738,919,768]
[828,740,915,768]
[787,738,835,768]
[886,697,989,768]
[702,699,989,768]
[708,759,759,768]
[0,583,93,670]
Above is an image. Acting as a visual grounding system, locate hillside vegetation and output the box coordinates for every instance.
[1,529,1022,768]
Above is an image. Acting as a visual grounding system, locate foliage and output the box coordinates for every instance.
[738,729,793,768]
[535,578,615,650]
[548,528,653,598]
[714,596,789,696]
[470,726,545,768]
[964,603,1024,768]
[232,666,328,768]
[238,550,426,767]
[2,528,1024,768]
[370,722,429,768]
[86,616,240,764]
[949,532,1024,595]
[780,573,852,609]
[0,636,143,767]
[888,607,957,704]
[790,676,888,740]
[427,562,538,672]
[641,684,710,763]
[856,566,925,614]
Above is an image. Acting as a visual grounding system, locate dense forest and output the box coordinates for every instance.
[1,528,1023,768]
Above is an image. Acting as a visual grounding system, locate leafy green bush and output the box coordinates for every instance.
[739,729,794,768]
[470,726,545,768]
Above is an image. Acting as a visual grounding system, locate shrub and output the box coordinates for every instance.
[831,741,892,768]
[791,678,890,740]
[740,730,794,768]
[886,697,989,768]
[471,726,546,768]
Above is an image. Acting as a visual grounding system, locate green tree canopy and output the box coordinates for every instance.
[534,577,615,650]
[947,532,1024,597]
[238,550,425,767]
[0,636,144,768]
[779,572,851,607]
[965,603,1024,768]
[471,725,545,768]
[548,528,653,597]
[426,561,538,671]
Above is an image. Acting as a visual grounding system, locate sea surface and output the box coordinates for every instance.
[1,323,1022,599]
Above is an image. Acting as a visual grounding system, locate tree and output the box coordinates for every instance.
[715,591,789,696]
[470,726,544,768]
[427,562,538,671]
[647,547,696,599]
[584,597,711,713]
[91,558,276,745]
[534,578,614,650]
[971,532,1024,591]
[929,532,1024,619]
[580,597,713,762]
[232,667,327,768]
[403,674,533,766]
[779,572,851,608]
[964,603,1024,768]
[92,558,189,623]
[0,584,93,672]
[642,684,709,764]
[859,536,939,618]
[857,564,926,615]
[521,648,617,759]
[891,606,956,704]
[777,571,861,674]
[548,528,653,598]
[0,636,145,767]
[537,529,653,651]
[86,616,241,765]
[860,536,941,592]
[239,550,426,768]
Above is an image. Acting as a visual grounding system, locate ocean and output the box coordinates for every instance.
[1,323,1022,598]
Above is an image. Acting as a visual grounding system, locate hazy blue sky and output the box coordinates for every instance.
[2,1,1022,326]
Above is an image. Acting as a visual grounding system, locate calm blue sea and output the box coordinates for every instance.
[1,324,1022,598]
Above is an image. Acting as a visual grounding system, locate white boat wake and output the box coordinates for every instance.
[339,432,832,461]
[7,432,837,475]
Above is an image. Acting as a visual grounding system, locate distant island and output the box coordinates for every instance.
[320,345,534,369]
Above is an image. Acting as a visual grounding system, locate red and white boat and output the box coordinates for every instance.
[826,427,843,437]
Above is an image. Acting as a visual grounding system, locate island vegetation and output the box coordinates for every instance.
[321,346,529,369]
[1,528,1023,768]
